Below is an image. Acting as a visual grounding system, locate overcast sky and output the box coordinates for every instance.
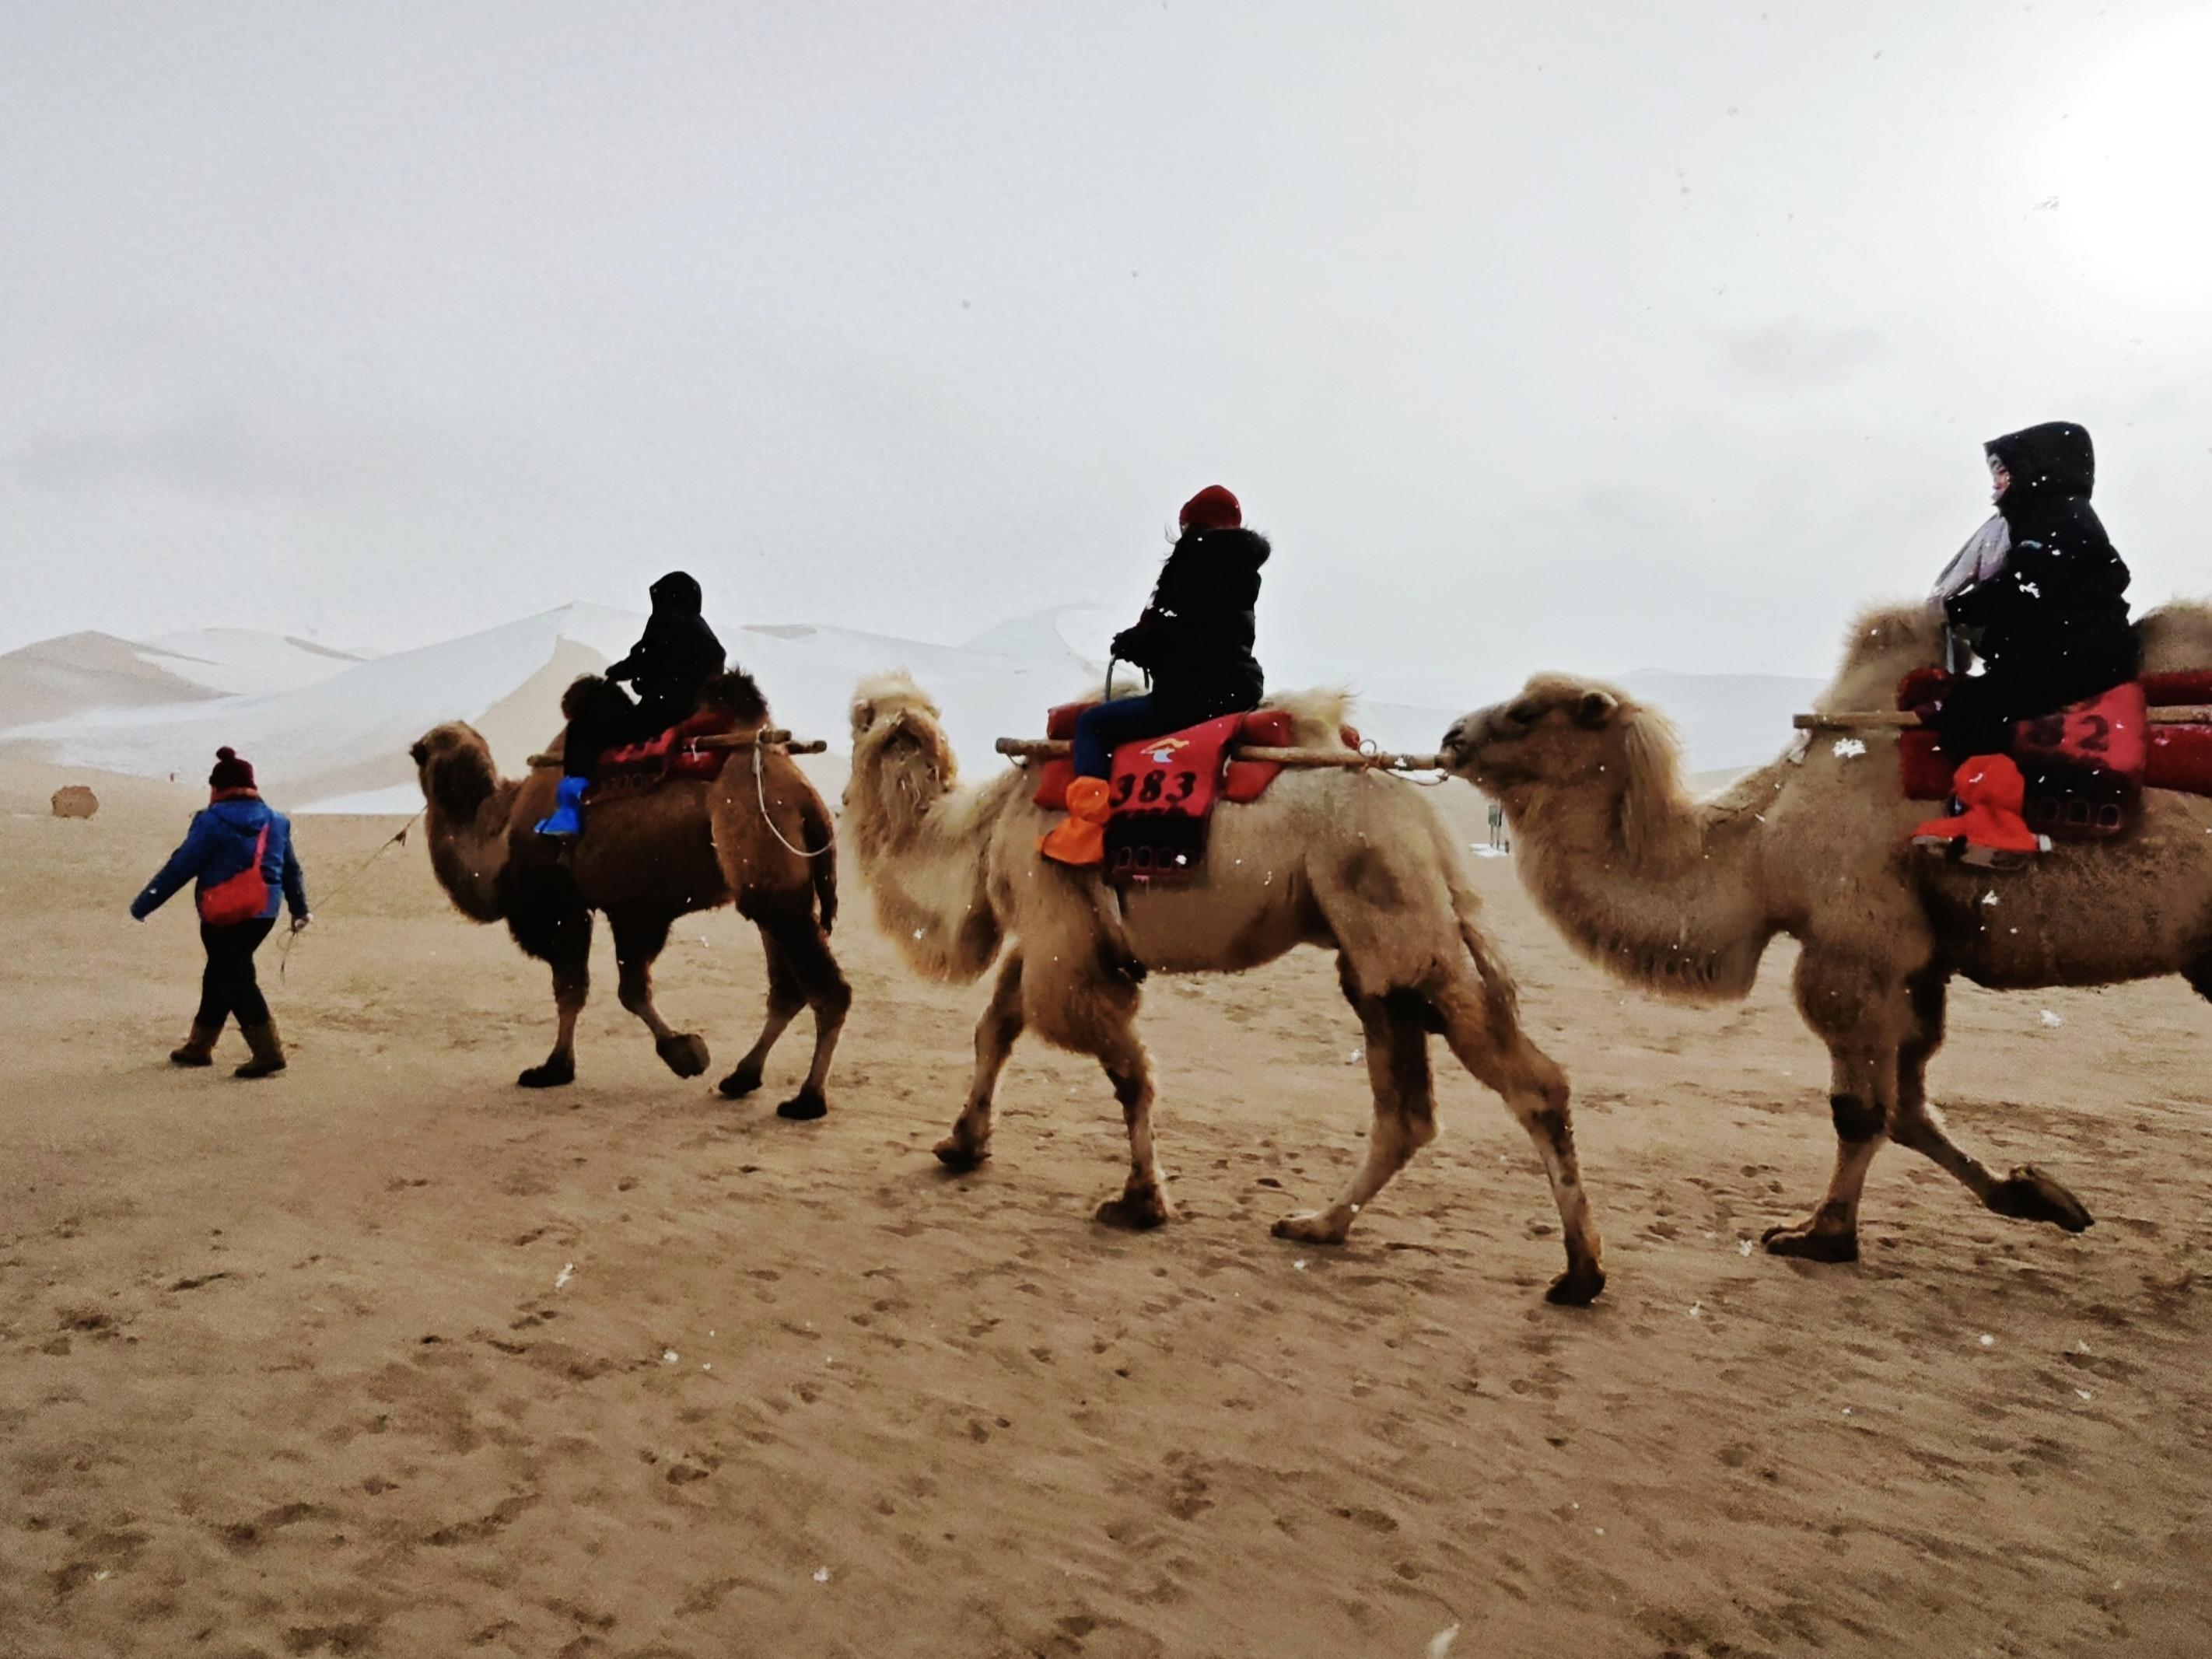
[5,0,2207,700]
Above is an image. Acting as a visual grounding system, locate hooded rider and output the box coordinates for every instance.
[537,571,726,838]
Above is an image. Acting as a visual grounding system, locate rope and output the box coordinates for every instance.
[278,809,423,980]
[752,742,835,859]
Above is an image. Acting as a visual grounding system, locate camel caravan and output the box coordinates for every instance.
[402,452,2212,1306]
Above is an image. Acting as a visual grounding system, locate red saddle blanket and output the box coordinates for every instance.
[582,710,738,805]
[1031,704,1351,887]
[1896,672,2212,841]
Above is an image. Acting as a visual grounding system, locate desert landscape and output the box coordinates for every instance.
[2,747,2207,1659]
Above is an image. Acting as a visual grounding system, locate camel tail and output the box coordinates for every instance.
[1437,818,1521,1030]
[800,787,839,935]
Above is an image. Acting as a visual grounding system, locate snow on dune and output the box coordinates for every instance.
[135,628,369,696]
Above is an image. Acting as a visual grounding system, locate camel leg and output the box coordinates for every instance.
[1091,1020,1171,1230]
[1884,971,2093,1234]
[751,905,849,1122]
[521,954,588,1088]
[1432,975,1606,1307]
[609,912,709,1080]
[506,900,592,1089]
[1272,978,1437,1247]
[719,929,803,1101]
[935,954,1024,1171]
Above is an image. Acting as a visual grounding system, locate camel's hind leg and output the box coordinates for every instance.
[608,911,710,1080]
[1091,1019,1169,1230]
[1884,970,2093,1234]
[1430,974,1606,1307]
[935,954,1024,1171]
[719,930,803,1101]
[743,900,849,1122]
[1272,979,1437,1248]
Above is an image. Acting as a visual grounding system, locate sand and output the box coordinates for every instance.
[2,755,2207,1658]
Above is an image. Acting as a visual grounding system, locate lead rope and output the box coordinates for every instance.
[753,741,835,858]
[278,808,424,979]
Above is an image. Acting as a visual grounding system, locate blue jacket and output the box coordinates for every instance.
[131,795,308,924]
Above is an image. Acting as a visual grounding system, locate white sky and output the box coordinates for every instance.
[5,1,2208,701]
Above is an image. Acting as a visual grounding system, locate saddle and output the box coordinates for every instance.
[582,709,740,805]
[1897,670,2212,841]
[1033,703,1356,887]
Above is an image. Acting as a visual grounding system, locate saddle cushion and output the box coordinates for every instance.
[1896,678,2147,841]
[583,710,737,804]
[1032,704,1353,812]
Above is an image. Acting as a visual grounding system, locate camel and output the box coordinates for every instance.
[1440,600,2212,1263]
[840,672,1607,1305]
[409,670,850,1118]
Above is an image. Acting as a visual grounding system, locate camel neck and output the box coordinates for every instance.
[1508,770,1776,1001]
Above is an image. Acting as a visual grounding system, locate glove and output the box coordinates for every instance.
[290,913,313,936]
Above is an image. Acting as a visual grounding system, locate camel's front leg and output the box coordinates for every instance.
[1762,1045,1888,1262]
[610,912,709,1080]
[521,953,589,1088]
[767,911,850,1122]
[719,929,802,1100]
[1884,971,2092,1232]
[1272,992,1436,1248]
[936,954,1024,1170]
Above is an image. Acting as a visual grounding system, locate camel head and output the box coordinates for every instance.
[1443,676,1695,864]
[411,722,501,821]
[843,672,962,862]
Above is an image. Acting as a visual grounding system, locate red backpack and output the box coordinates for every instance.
[198,823,272,928]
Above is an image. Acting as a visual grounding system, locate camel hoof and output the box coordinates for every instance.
[717,1066,763,1101]
[1545,1263,1607,1307]
[1271,1209,1349,1246]
[517,1057,576,1089]
[775,1089,828,1122]
[933,1136,990,1171]
[656,1034,710,1079]
[1094,1192,1171,1230]
[1761,1221,1860,1263]
[1987,1166,2094,1233]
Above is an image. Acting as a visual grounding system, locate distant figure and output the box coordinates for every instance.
[131,747,310,1077]
[1926,422,2137,859]
[1487,800,1509,852]
[538,570,727,838]
[1041,488,1269,866]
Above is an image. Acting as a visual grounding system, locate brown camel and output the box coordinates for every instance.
[410,670,850,1118]
[1440,601,2212,1263]
[841,672,1606,1304]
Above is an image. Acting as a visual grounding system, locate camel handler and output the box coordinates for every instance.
[1919,422,2137,860]
[130,747,310,1078]
[1041,486,1271,866]
[537,569,726,838]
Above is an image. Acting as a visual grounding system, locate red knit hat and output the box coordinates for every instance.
[209,747,257,793]
[1178,485,1241,531]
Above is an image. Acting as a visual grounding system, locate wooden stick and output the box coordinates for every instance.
[994,737,1448,771]
[526,730,827,768]
[1797,705,2212,732]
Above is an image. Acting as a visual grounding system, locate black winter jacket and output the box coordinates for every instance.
[611,571,727,730]
[1944,422,2135,685]
[1110,527,1269,709]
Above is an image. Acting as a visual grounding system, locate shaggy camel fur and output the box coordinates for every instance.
[1442,601,2212,1263]
[842,672,1605,1304]
[410,671,849,1118]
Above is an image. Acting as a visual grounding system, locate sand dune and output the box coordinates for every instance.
[2,754,2207,1657]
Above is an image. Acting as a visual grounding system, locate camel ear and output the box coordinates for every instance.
[851,698,876,735]
[1573,690,1619,729]
[409,740,430,767]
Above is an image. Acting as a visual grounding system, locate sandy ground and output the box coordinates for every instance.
[2,755,2208,1659]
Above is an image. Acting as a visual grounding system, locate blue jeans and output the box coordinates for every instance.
[1073,695,1211,778]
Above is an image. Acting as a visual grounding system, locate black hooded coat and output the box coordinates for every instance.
[610,571,728,733]
[1936,424,2137,758]
[1109,526,1270,714]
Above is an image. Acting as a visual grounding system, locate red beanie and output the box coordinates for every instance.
[209,747,257,793]
[1178,485,1241,531]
